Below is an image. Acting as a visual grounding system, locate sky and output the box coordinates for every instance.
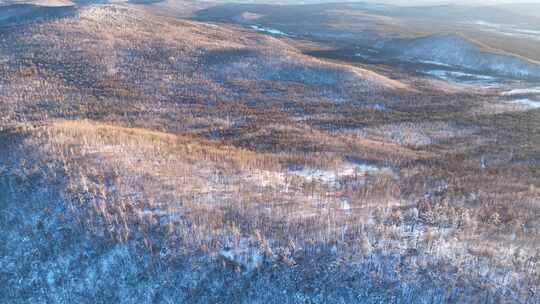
[286,0,540,5]
[339,0,540,5]
[3,0,540,7]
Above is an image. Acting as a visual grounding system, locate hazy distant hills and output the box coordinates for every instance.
[368,3,540,27]
[3,0,540,28]
[193,1,540,75]
[495,2,540,18]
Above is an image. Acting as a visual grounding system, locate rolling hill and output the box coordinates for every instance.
[0,4,409,131]
[193,2,540,70]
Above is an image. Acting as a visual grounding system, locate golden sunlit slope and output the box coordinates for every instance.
[0,4,409,131]
[2,110,539,302]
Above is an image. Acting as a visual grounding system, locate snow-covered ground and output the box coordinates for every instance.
[219,237,264,272]
[418,60,453,68]
[507,98,540,110]
[472,21,540,42]
[501,87,540,96]
[380,33,540,79]
[363,103,387,111]
[355,121,477,148]
[289,162,392,185]
[496,86,540,110]
[250,25,289,36]
[355,53,371,60]
[423,69,498,86]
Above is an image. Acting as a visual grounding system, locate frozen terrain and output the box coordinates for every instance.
[378,34,540,80]
[472,20,540,42]
[507,98,540,110]
[0,3,76,26]
[501,87,540,96]
[1,2,540,304]
[421,69,499,87]
[250,25,289,36]
[289,161,393,185]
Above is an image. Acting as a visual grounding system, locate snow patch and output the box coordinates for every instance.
[364,103,387,111]
[472,21,540,41]
[355,53,370,59]
[356,121,476,147]
[219,238,264,271]
[341,199,352,215]
[250,25,289,36]
[422,69,500,87]
[501,87,540,96]
[418,60,453,68]
[289,162,389,185]
[425,70,495,81]
[508,99,540,109]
